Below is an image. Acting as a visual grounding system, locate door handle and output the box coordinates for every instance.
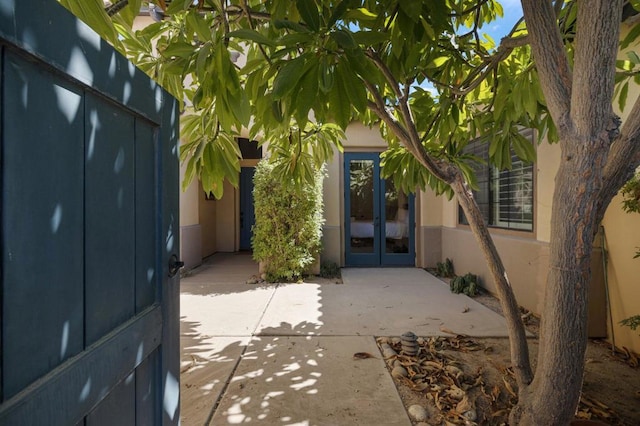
[168,254,184,277]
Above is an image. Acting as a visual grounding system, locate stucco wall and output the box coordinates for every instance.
[322,144,343,265]
[198,186,217,258]
[602,194,640,353]
[179,160,202,269]
[602,27,640,353]
[215,180,237,252]
[535,141,561,243]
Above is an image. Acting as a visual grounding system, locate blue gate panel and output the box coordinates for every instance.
[135,121,158,313]
[86,371,136,426]
[2,53,85,399]
[84,95,136,347]
[135,349,159,425]
[1,2,180,423]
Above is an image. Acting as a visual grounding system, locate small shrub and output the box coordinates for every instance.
[252,160,325,282]
[320,261,341,279]
[450,273,478,297]
[621,172,640,214]
[620,315,640,332]
[436,258,454,278]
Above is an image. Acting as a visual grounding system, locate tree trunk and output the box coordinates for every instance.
[511,133,609,425]
[450,173,533,389]
[511,1,626,423]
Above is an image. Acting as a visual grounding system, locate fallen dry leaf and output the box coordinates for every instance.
[502,377,517,398]
[440,326,458,335]
[455,395,473,413]
[352,352,377,360]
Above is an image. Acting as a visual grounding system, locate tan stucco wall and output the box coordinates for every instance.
[421,132,612,337]
[215,180,237,252]
[602,194,640,353]
[180,163,199,227]
[598,27,640,353]
[535,141,560,243]
[179,162,203,269]
[322,143,343,264]
[198,185,217,258]
[343,122,388,150]
[442,227,547,313]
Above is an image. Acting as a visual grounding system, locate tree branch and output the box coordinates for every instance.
[363,81,454,183]
[240,0,272,65]
[596,94,640,220]
[429,28,528,98]
[570,0,623,136]
[521,0,573,134]
[105,0,128,17]
[448,0,491,17]
[364,50,405,102]
[451,175,534,389]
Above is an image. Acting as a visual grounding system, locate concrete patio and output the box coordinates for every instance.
[179,253,511,425]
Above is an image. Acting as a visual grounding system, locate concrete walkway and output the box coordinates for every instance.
[180,253,511,425]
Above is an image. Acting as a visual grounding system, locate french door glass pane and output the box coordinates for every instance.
[349,160,375,254]
[384,179,409,254]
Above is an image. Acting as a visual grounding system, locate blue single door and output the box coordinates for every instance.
[239,167,256,251]
[0,3,180,425]
[344,153,415,266]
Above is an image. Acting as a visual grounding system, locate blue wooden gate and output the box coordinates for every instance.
[0,2,180,425]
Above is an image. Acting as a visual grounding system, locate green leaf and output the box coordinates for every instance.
[166,0,193,14]
[186,10,212,42]
[621,22,640,49]
[277,33,315,47]
[345,8,378,22]
[428,56,449,68]
[162,41,195,59]
[338,61,367,113]
[351,30,390,45]
[619,81,629,112]
[617,59,634,71]
[228,29,277,47]
[272,100,284,122]
[398,0,422,22]
[59,0,122,48]
[512,132,536,163]
[328,0,350,27]
[274,19,311,33]
[294,60,320,126]
[196,42,212,80]
[328,82,351,129]
[330,29,357,49]
[182,157,197,191]
[296,0,321,32]
[318,56,335,93]
[113,0,142,28]
[273,56,307,99]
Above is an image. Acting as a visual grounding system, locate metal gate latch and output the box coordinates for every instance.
[168,254,184,277]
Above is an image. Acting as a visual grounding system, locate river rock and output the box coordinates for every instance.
[391,365,408,379]
[401,331,419,356]
[380,343,397,359]
[408,404,428,422]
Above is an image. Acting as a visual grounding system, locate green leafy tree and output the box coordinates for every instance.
[62,1,640,423]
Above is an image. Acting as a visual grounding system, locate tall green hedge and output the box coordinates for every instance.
[252,160,326,281]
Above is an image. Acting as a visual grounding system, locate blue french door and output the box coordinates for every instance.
[344,153,415,266]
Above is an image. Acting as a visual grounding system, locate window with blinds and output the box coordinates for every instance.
[458,129,534,231]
